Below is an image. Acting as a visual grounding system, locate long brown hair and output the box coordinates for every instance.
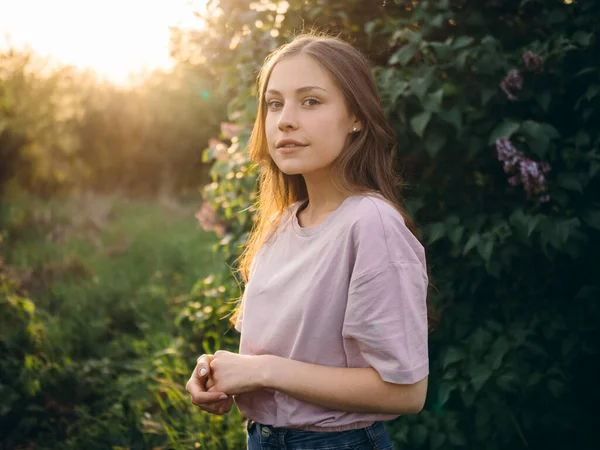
[231,32,422,325]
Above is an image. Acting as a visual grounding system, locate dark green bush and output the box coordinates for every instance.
[184,1,600,448]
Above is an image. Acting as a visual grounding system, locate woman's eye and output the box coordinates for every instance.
[267,100,282,109]
[303,98,320,106]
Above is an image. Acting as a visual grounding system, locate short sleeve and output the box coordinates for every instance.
[341,196,429,385]
[342,262,429,384]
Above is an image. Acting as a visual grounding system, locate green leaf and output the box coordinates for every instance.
[390,43,418,66]
[497,372,518,393]
[413,424,428,445]
[470,363,492,391]
[448,430,467,446]
[364,21,376,36]
[437,382,455,406]
[424,130,447,156]
[526,215,541,237]
[573,31,593,47]
[470,327,493,355]
[428,221,445,244]
[430,14,444,28]
[424,89,444,113]
[481,88,496,105]
[441,81,460,97]
[574,67,597,77]
[536,91,552,113]
[430,432,446,450]
[411,111,432,137]
[582,209,600,230]
[488,120,520,145]
[456,49,470,70]
[202,148,213,163]
[557,174,583,192]
[407,31,422,44]
[409,68,435,100]
[439,107,462,133]
[489,336,509,370]
[448,225,465,245]
[453,36,474,49]
[520,120,560,158]
[477,237,494,263]
[585,84,600,101]
[390,80,409,103]
[430,41,452,60]
[442,346,466,369]
[463,234,480,255]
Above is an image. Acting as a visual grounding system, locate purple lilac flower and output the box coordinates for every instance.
[496,137,522,173]
[500,69,523,101]
[495,138,551,202]
[523,51,543,73]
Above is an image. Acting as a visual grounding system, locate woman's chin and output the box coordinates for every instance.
[275,162,308,176]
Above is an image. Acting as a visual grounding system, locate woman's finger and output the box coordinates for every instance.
[195,354,214,380]
[186,366,228,407]
[205,376,215,390]
[186,353,231,415]
[186,374,227,398]
[215,397,234,415]
[193,398,227,414]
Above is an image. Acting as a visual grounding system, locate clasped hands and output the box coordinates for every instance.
[185,350,265,415]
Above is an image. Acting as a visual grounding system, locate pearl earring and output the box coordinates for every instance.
[352,126,358,132]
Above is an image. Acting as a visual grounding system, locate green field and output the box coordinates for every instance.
[0,195,246,449]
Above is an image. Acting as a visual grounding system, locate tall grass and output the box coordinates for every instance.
[0,195,246,449]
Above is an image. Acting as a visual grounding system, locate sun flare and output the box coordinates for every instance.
[0,0,207,85]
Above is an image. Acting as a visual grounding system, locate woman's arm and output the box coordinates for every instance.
[207,351,427,415]
[261,355,427,415]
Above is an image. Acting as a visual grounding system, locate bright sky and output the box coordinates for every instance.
[0,0,206,84]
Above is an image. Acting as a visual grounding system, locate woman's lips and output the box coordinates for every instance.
[278,144,307,154]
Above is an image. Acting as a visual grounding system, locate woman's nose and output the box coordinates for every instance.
[277,105,298,130]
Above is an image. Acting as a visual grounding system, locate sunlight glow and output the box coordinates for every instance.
[0,0,207,85]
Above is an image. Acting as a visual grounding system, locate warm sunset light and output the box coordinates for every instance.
[0,0,206,84]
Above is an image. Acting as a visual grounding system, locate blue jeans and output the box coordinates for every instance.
[246,419,395,450]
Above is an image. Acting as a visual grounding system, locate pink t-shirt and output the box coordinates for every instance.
[234,194,429,431]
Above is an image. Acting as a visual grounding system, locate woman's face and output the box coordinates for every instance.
[264,54,359,177]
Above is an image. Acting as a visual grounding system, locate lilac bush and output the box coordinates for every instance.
[500,69,523,101]
[523,50,543,73]
[496,138,551,202]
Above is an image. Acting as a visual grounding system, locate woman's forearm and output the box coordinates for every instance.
[257,355,427,415]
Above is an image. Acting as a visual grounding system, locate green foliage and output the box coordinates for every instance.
[0,197,248,449]
[180,0,600,448]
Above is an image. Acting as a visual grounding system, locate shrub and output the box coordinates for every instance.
[184,1,600,449]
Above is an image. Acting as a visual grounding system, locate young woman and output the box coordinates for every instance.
[186,33,429,450]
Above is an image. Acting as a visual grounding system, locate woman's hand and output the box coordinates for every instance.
[186,354,233,415]
[207,350,266,395]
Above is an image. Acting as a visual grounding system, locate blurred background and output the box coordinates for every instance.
[1,1,599,449]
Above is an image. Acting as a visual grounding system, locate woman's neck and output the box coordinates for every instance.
[299,172,349,227]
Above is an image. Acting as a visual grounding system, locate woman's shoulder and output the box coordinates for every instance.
[261,200,303,243]
[349,194,425,266]
[350,194,408,231]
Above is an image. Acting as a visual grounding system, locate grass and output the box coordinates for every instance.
[0,194,248,449]
[3,195,218,356]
